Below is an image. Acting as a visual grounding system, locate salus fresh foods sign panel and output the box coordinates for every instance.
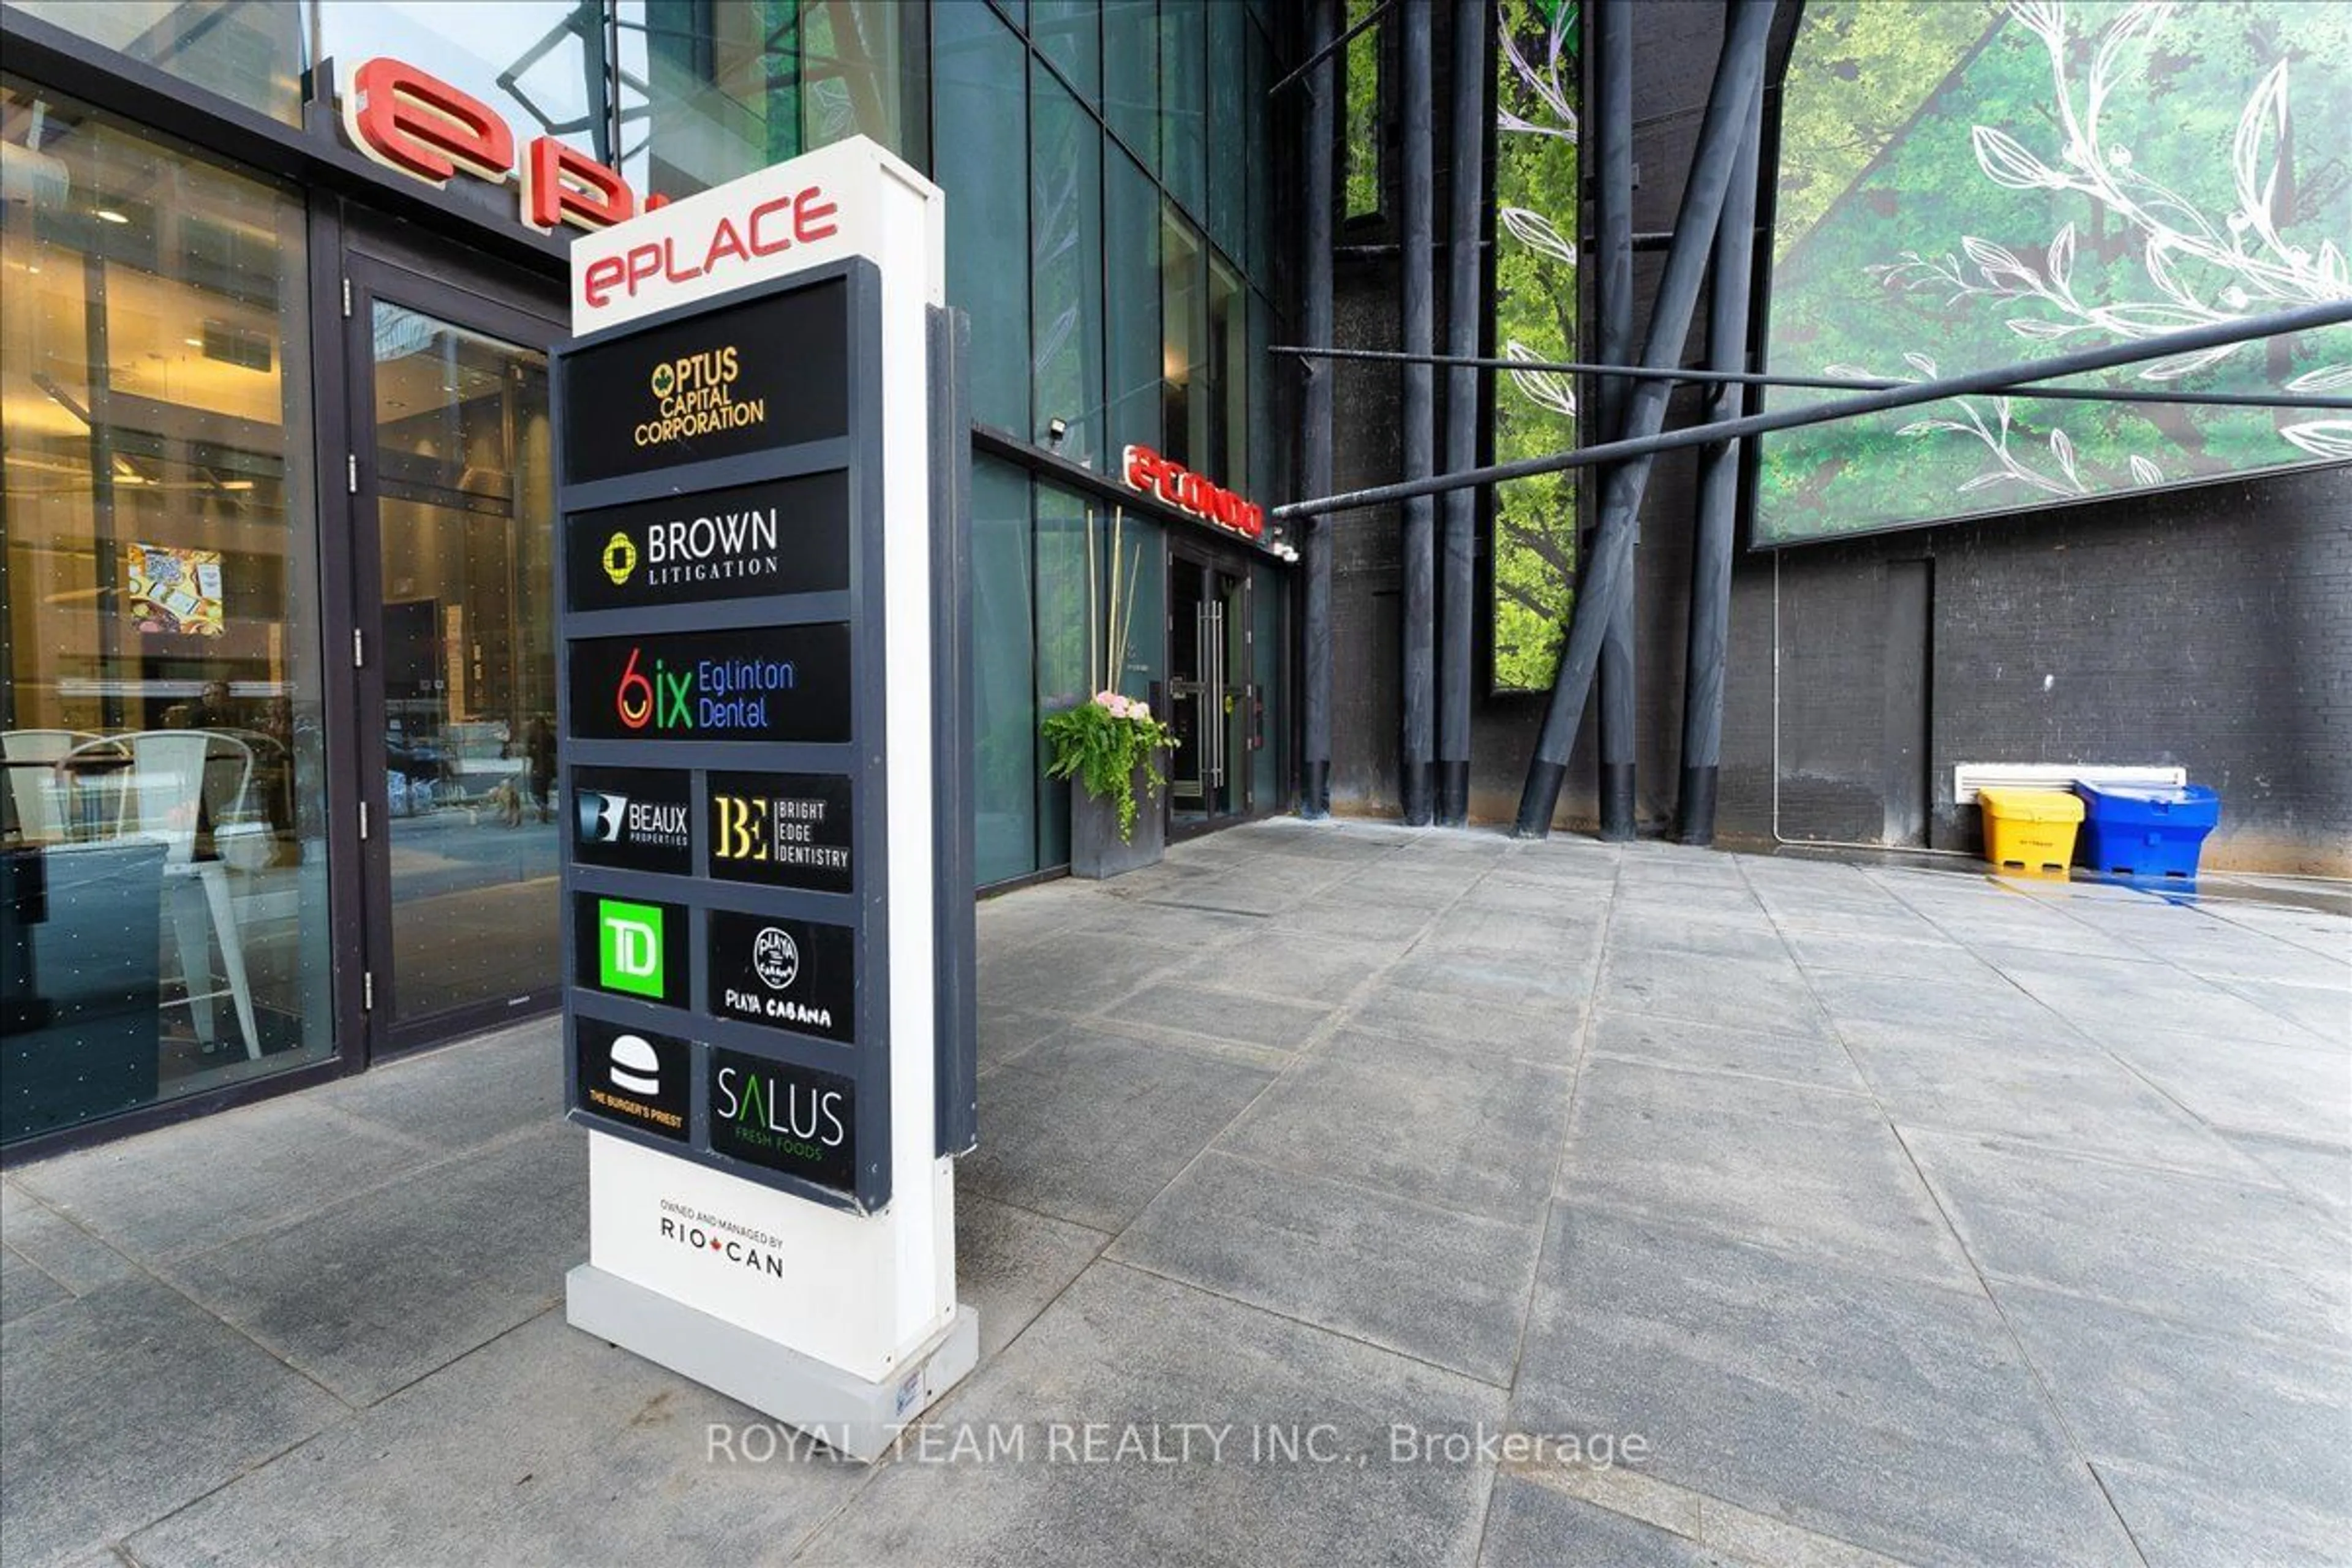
[553,138,977,1454]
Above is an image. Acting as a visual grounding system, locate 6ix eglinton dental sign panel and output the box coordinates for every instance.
[557,268,877,1203]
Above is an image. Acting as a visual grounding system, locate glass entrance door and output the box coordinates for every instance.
[1167,553,1253,829]
[345,260,561,1047]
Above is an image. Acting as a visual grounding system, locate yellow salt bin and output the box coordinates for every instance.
[1977,786,2085,876]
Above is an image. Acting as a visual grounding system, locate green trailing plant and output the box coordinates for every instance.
[1041,507,1178,842]
[1041,690,1178,842]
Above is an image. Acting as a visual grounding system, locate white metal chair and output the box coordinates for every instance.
[1,729,98,845]
[81,730,262,1059]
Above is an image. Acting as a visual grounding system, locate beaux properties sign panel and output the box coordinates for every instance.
[554,138,976,1458]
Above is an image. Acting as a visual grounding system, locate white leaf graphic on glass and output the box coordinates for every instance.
[1849,0,2352,505]
[2280,421,2352,461]
[2286,364,2352,393]
[1504,341,1577,417]
[1500,206,1578,269]
[1971,125,2065,190]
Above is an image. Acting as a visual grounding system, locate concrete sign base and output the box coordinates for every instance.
[567,1262,978,1463]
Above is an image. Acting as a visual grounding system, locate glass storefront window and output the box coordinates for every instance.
[1206,254,1245,489]
[970,456,1035,884]
[933,0,1030,436]
[1030,0,1096,107]
[1205,0,1244,258]
[7,1,306,125]
[1157,0,1205,220]
[366,303,557,1027]
[1160,204,1200,468]
[1101,0,1156,170]
[1104,142,1161,457]
[1,77,331,1143]
[615,0,928,202]
[1031,56,1104,467]
[1031,481,1093,863]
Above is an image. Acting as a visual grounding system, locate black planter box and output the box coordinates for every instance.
[1068,765,1166,880]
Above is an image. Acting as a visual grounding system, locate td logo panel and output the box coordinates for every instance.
[573,894,690,1008]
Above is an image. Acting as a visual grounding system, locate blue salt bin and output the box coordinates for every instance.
[2073,782,2220,880]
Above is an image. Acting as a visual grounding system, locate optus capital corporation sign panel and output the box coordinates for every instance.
[559,282,850,485]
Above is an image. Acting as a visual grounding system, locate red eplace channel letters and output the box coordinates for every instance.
[337,56,845,311]
[1121,445,1266,541]
[339,55,640,233]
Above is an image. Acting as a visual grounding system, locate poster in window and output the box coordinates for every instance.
[124,544,225,636]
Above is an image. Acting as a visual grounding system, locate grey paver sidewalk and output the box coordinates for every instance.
[4,821,2347,1567]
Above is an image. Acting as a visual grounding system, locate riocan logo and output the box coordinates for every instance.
[1123,445,1265,540]
[659,1200,791,1278]
[752,928,801,990]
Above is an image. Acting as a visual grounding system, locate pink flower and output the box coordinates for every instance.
[1131,701,1150,720]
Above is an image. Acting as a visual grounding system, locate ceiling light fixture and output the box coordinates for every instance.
[95,208,129,224]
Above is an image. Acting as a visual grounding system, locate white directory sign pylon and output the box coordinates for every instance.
[552,137,978,1460]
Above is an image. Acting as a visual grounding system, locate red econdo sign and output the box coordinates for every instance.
[338,56,642,234]
[1122,446,1265,541]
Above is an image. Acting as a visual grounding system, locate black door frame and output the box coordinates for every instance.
[1165,537,1264,842]
[317,204,568,1060]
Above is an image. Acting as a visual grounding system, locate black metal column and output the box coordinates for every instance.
[1513,0,1774,838]
[1399,0,1436,824]
[1437,0,1485,826]
[1300,0,1338,818]
[1593,0,1637,840]
[1676,76,1764,845]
